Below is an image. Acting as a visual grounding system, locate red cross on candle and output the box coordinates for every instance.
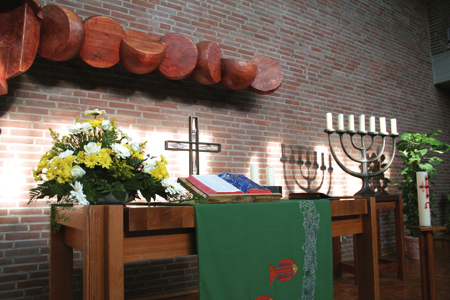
[419,176,432,199]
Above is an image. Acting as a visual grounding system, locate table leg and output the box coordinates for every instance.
[49,227,73,300]
[418,231,437,300]
[394,196,406,279]
[332,236,342,278]
[105,206,124,300]
[83,206,124,300]
[355,197,380,300]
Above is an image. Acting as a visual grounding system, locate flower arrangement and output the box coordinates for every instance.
[29,109,186,206]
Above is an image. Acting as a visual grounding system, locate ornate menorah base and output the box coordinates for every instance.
[355,178,376,196]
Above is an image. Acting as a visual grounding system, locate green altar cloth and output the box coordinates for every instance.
[195,200,333,300]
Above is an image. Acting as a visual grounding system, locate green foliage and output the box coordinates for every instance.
[395,130,450,237]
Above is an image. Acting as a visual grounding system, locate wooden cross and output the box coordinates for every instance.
[165,116,221,176]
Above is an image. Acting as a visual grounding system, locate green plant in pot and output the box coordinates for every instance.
[396,130,450,237]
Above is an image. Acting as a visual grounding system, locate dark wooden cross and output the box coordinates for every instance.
[165,116,221,176]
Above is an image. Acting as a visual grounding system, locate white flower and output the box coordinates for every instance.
[68,123,82,134]
[130,142,142,152]
[118,127,132,141]
[111,143,131,159]
[84,142,101,155]
[101,120,112,131]
[70,166,86,179]
[58,150,74,159]
[142,159,157,173]
[85,109,106,116]
[69,181,89,205]
[80,122,92,134]
[161,178,185,195]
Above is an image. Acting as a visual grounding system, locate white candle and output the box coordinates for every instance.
[326,113,333,130]
[416,172,431,226]
[338,114,344,131]
[348,114,355,131]
[266,167,275,186]
[250,164,259,184]
[379,117,387,134]
[369,116,375,132]
[391,118,397,134]
[359,115,365,132]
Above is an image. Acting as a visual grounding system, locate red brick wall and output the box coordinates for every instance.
[1,0,450,298]
[428,0,450,56]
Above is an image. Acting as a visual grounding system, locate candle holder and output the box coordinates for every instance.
[325,129,399,196]
[280,145,333,195]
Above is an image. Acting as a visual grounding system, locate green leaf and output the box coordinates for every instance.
[123,179,144,190]
[418,149,428,156]
[429,157,443,165]
[418,163,434,173]
[112,190,127,202]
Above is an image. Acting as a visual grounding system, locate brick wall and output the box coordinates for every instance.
[428,0,450,56]
[1,0,450,298]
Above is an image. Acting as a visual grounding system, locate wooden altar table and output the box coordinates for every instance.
[49,197,379,300]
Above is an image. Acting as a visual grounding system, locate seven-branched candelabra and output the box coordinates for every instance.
[324,113,399,196]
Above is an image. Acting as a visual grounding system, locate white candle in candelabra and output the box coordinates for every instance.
[391,118,397,134]
[326,113,333,130]
[338,114,344,130]
[416,172,431,226]
[369,116,375,132]
[379,117,387,134]
[359,115,365,132]
[348,114,355,131]
[250,164,259,184]
[266,167,275,186]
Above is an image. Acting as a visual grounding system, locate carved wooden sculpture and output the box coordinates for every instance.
[1,1,284,95]
[38,4,84,62]
[79,15,125,68]
[158,33,198,80]
[191,41,222,85]
[221,59,257,90]
[249,55,284,94]
[0,0,42,95]
[120,30,165,74]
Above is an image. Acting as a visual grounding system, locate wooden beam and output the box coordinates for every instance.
[123,232,196,262]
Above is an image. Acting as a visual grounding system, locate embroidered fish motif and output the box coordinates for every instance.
[269,258,298,285]
[255,296,273,300]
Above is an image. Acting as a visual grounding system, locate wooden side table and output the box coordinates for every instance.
[406,226,446,300]
[333,195,406,282]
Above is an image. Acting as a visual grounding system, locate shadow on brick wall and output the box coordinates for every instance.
[280,143,333,195]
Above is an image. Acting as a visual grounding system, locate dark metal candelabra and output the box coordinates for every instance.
[325,129,399,196]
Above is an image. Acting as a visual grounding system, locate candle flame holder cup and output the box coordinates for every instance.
[325,129,399,196]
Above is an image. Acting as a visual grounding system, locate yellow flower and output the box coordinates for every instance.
[46,169,55,180]
[97,149,112,169]
[150,161,169,180]
[32,169,42,181]
[160,155,169,165]
[64,155,76,166]
[38,157,49,170]
[90,118,103,128]
[77,151,85,163]
[84,154,97,168]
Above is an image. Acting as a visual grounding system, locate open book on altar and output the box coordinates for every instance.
[179,174,280,204]
[186,174,272,195]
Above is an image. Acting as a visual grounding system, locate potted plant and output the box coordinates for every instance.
[396,130,450,259]
[28,109,188,231]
